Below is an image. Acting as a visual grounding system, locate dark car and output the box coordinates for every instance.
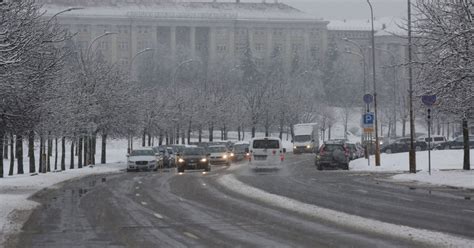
[315,142,350,170]
[436,136,474,150]
[177,147,210,173]
[231,143,250,161]
[153,146,174,168]
[380,138,427,154]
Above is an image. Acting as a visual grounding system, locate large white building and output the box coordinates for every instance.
[41,0,406,77]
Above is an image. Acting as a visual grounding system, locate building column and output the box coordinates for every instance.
[170,26,176,62]
[129,23,138,80]
[151,26,158,50]
[248,27,254,53]
[303,29,310,65]
[266,28,273,63]
[190,26,196,58]
[111,26,118,63]
[208,26,216,63]
[284,28,292,75]
[228,27,235,60]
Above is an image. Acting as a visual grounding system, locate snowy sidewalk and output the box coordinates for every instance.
[0,163,124,246]
[350,149,473,189]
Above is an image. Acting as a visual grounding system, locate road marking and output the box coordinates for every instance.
[218,174,474,247]
[202,183,207,186]
[463,209,474,213]
[153,213,164,219]
[355,189,368,194]
[136,193,140,197]
[138,181,143,184]
[136,186,140,190]
[183,232,199,240]
[141,201,147,206]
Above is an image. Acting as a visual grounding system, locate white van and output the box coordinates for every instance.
[248,137,286,169]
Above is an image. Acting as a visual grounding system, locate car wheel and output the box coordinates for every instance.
[415,146,421,151]
[177,167,185,173]
[126,168,132,172]
[343,163,349,170]
[205,166,211,172]
[385,149,392,154]
[317,164,323,171]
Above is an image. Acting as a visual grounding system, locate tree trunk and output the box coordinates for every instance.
[251,126,256,138]
[41,137,47,173]
[47,136,51,172]
[328,125,332,140]
[29,131,35,173]
[187,122,191,145]
[54,138,58,171]
[209,123,214,142]
[181,130,185,144]
[70,138,75,169]
[92,135,96,165]
[83,137,88,166]
[78,137,83,168]
[462,119,470,170]
[17,135,24,174]
[447,121,450,139]
[101,133,107,164]
[148,133,152,147]
[39,136,44,173]
[402,118,407,137]
[0,128,4,178]
[3,135,7,160]
[61,137,66,171]
[142,129,146,147]
[9,134,14,176]
[238,126,241,141]
[159,131,163,146]
[176,125,180,144]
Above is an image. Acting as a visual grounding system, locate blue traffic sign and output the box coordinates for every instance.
[422,95,436,107]
[363,112,375,125]
[363,94,374,104]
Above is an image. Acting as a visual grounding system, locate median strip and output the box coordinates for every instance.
[217,174,473,247]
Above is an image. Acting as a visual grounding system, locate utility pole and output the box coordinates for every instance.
[408,0,417,173]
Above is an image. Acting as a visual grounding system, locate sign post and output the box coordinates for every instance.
[363,94,374,165]
[422,95,436,175]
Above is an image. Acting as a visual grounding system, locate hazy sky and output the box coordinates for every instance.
[211,0,407,20]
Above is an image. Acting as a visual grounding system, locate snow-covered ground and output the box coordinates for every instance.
[350,149,473,189]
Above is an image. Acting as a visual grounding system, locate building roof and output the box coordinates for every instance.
[327,17,406,36]
[42,1,325,22]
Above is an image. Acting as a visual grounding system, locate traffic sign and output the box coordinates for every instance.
[363,112,375,126]
[363,127,374,133]
[363,94,374,104]
[422,95,436,107]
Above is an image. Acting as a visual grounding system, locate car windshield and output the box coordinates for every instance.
[183,148,205,156]
[294,135,311,142]
[208,146,227,153]
[322,144,344,152]
[253,139,280,149]
[130,150,154,156]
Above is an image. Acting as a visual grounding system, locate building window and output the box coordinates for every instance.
[255,43,264,52]
[217,45,227,52]
[119,41,129,50]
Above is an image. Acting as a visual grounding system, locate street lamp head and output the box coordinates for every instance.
[65,7,84,12]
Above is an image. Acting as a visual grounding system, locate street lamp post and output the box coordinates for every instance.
[129,48,154,82]
[407,0,417,173]
[367,0,381,166]
[343,38,368,95]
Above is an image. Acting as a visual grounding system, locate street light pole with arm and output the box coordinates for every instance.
[367,0,381,166]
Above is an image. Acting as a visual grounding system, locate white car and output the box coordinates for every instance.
[208,145,231,165]
[248,137,286,170]
[417,135,447,149]
[127,148,158,172]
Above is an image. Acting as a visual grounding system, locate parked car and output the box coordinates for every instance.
[380,137,427,154]
[207,145,231,165]
[177,147,210,173]
[355,143,365,158]
[417,135,447,149]
[315,141,350,170]
[231,142,250,161]
[436,136,474,150]
[127,148,158,172]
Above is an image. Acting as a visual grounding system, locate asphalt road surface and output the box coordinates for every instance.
[8,154,474,247]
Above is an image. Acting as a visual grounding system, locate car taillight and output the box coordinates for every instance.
[272,150,276,155]
[344,147,350,157]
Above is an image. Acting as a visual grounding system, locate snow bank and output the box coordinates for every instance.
[218,174,473,247]
[393,170,474,189]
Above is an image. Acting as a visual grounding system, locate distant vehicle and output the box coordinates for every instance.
[231,142,250,161]
[345,143,358,160]
[248,137,285,170]
[153,146,174,168]
[292,123,319,154]
[417,135,447,149]
[436,136,474,150]
[207,145,231,165]
[177,147,210,173]
[315,141,349,170]
[380,137,427,154]
[127,148,158,172]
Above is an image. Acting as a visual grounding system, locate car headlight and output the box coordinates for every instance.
[223,155,228,159]
[178,158,185,163]
[201,158,207,162]
[316,155,321,160]
[230,153,234,157]
[246,153,250,156]
[306,145,312,149]
[293,146,297,149]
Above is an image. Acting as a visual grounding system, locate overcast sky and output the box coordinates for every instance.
[210,0,407,20]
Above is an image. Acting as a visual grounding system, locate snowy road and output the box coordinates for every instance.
[6,155,474,247]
